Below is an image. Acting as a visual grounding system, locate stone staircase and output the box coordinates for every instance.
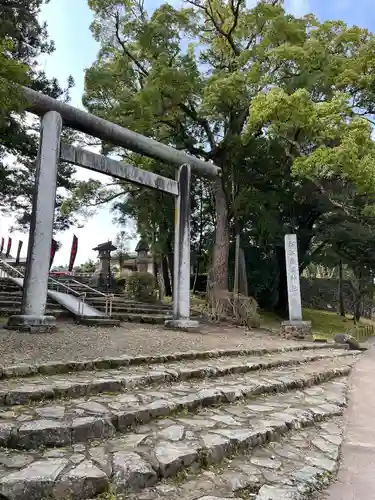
[0,343,362,499]
[0,278,70,319]
[59,278,173,324]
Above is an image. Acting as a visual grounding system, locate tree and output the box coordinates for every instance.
[83,0,375,307]
[74,259,97,274]
[0,0,94,232]
[114,230,133,270]
[315,203,375,322]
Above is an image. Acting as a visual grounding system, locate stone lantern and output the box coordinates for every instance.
[92,240,117,291]
[135,238,151,273]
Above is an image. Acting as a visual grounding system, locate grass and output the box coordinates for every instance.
[260,307,375,339]
[164,292,374,341]
[163,294,206,308]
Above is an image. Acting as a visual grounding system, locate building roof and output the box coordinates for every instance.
[135,238,149,252]
[93,241,117,252]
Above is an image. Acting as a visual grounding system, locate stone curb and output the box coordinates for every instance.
[0,395,346,500]
[0,363,352,450]
[0,343,340,380]
[0,350,356,406]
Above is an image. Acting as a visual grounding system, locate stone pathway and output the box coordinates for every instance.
[320,344,375,499]
[0,343,363,499]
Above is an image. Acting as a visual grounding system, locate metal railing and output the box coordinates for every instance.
[46,275,87,317]
[0,259,87,317]
[0,259,24,279]
[0,260,114,317]
[61,278,114,317]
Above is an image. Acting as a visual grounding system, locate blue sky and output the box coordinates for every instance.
[3,0,375,266]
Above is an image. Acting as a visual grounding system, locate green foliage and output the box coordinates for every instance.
[247,89,375,193]
[0,0,97,232]
[123,271,158,302]
[74,259,97,274]
[0,40,28,117]
[115,275,127,290]
[83,0,375,307]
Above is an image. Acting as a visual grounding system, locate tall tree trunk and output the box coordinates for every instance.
[193,180,204,295]
[238,247,248,296]
[156,261,165,301]
[209,177,229,296]
[162,256,172,296]
[166,234,174,293]
[275,245,288,318]
[192,263,199,294]
[354,298,361,324]
[338,260,345,317]
[354,270,363,323]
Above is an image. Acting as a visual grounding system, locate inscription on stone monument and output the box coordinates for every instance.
[285,234,302,321]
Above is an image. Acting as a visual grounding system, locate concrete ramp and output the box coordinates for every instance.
[47,290,103,317]
[9,277,103,318]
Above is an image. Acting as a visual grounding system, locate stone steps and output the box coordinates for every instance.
[77,317,121,327]
[109,312,167,323]
[87,297,170,307]
[0,353,354,450]
[0,375,350,499]
[0,300,66,311]
[0,344,331,379]
[0,286,22,293]
[0,278,170,324]
[0,347,351,405]
[125,416,344,500]
[91,304,171,314]
[0,345,361,500]
[0,307,70,318]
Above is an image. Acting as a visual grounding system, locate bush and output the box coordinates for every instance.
[115,276,127,291]
[205,290,261,328]
[123,272,158,302]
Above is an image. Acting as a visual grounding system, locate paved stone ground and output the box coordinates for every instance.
[0,342,364,500]
[320,343,375,499]
[0,321,301,365]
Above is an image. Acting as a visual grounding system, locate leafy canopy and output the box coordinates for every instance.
[83,0,375,296]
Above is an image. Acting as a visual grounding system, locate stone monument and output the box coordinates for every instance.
[92,241,117,291]
[280,234,312,339]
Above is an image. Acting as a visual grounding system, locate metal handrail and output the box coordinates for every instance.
[63,278,114,317]
[0,259,112,318]
[105,294,115,316]
[64,278,107,297]
[47,275,85,298]
[0,259,25,278]
[0,258,87,317]
[47,277,87,317]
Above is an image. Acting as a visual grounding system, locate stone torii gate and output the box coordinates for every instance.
[7,87,220,332]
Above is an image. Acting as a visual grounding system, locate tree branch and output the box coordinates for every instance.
[228,0,242,38]
[245,0,278,50]
[89,190,126,207]
[114,11,148,78]
[186,0,240,55]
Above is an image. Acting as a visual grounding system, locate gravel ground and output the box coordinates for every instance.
[0,320,300,365]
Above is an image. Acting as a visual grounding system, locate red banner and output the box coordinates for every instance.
[5,237,12,258]
[68,235,78,272]
[15,240,23,265]
[49,239,58,270]
[0,238,4,255]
